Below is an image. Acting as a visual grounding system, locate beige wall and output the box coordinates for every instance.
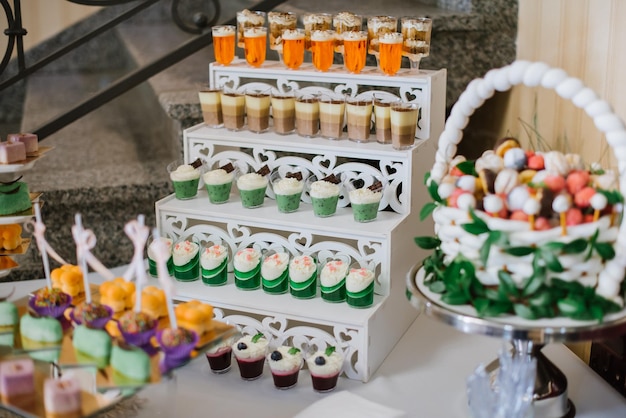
[2,1,100,56]
[501,0,626,168]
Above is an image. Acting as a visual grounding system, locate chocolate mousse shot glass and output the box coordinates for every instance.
[271,91,296,135]
[295,93,320,138]
[390,101,419,150]
[319,94,345,140]
[198,86,223,128]
[245,89,271,133]
[221,89,246,131]
[346,96,372,142]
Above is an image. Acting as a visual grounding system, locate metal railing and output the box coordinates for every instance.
[0,0,288,140]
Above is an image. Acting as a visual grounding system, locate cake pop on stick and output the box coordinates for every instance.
[590,193,608,222]
[552,195,571,236]
[152,228,177,330]
[522,198,540,231]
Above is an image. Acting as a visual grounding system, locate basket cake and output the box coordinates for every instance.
[417,61,626,321]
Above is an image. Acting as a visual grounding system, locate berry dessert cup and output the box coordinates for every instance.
[261,251,290,294]
[288,254,317,299]
[233,247,262,290]
[306,346,343,392]
[200,243,230,286]
[232,333,269,380]
[267,346,303,389]
[205,339,234,374]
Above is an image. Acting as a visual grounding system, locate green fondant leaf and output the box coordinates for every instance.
[562,239,588,254]
[289,347,301,355]
[541,249,563,272]
[498,271,519,297]
[522,274,543,297]
[252,332,265,343]
[473,298,491,316]
[463,223,490,235]
[594,242,616,260]
[514,304,536,320]
[557,298,584,316]
[420,202,438,221]
[505,246,535,257]
[414,236,441,249]
[426,178,441,202]
[325,346,336,357]
[441,290,469,305]
[456,160,476,176]
[428,281,446,294]
[528,290,552,307]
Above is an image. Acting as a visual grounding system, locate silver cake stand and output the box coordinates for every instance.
[406,263,626,418]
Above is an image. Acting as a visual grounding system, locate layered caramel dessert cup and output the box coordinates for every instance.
[288,254,317,299]
[167,159,204,200]
[267,346,303,389]
[346,177,385,223]
[333,12,362,54]
[345,264,375,308]
[200,242,230,286]
[306,173,343,218]
[212,25,236,65]
[233,247,262,290]
[346,96,373,142]
[295,92,320,138]
[236,166,269,209]
[220,89,246,131]
[306,346,343,392]
[232,333,268,380]
[302,13,332,51]
[390,101,419,150]
[270,91,296,134]
[320,257,349,303]
[203,162,237,204]
[319,94,346,140]
[401,16,432,72]
[245,89,271,133]
[268,11,297,59]
[367,15,398,58]
[198,86,223,128]
[373,96,398,144]
[261,250,290,294]
[236,9,266,49]
[270,168,306,213]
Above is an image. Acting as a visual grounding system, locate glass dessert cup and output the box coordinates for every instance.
[341,30,368,74]
[245,88,272,134]
[345,263,375,308]
[401,16,432,73]
[332,12,362,54]
[268,11,297,62]
[310,29,336,72]
[345,96,373,143]
[281,28,305,70]
[220,89,246,131]
[233,247,262,290]
[270,91,296,135]
[345,176,386,223]
[295,91,320,138]
[243,26,267,68]
[236,168,269,209]
[305,174,343,218]
[172,238,201,282]
[288,254,318,299]
[236,10,266,50]
[261,249,290,295]
[198,85,223,128]
[212,25,236,66]
[203,162,238,205]
[167,159,204,200]
[269,167,307,213]
[200,242,230,286]
[390,101,420,150]
[378,32,404,76]
[319,94,346,140]
[319,256,350,303]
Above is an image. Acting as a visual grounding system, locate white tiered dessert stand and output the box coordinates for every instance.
[155,60,446,382]
[406,61,626,418]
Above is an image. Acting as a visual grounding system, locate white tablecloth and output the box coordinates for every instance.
[4,279,626,417]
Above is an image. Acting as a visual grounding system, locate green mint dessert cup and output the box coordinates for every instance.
[275,192,302,213]
[201,258,229,286]
[262,270,289,294]
[289,273,317,299]
[352,202,380,223]
[321,279,346,303]
[346,282,374,308]
[234,264,261,290]
[148,256,174,277]
[239,186,267,208]
[172,178,200,200]
[174,252,200,282]
[206,182,233,204]
[311,195,339,218]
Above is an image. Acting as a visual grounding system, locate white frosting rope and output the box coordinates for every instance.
[430,60,626,301]
[122,216,150,313]
[28,203,68,288]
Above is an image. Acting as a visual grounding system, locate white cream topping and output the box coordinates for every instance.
[311,30,336,42]
[306,350,343,377]
[273,177,303,195]
[288,255,317,283]
[233,248,261,272]
[200,244,228,270]
[203,169,234,186]
[170,164,200,182]
[349,187,382,205]
[237,9,265,25]
[213,26,235,37]
[267,346,303,373]
[320,260,348,287]
[346,267,375,292]
[232,334,268,360]
[309,180,340,198]
[172,241,199,266]
[237,173,268,191]
[261,252,289,280]
[147,237,172,260]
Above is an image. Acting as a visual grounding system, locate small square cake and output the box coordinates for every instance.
[43,376,82,418]
[0,141,26,164]
[0,358,36,407]
[7,133,38,156]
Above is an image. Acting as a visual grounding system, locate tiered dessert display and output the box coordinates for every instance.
[155,60,446,382]
[406,61,626,417]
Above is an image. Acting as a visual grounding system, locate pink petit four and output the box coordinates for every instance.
[7,133,38,156]
[44,376,82,418]
[0,358,36,407]
[0,141,26,164]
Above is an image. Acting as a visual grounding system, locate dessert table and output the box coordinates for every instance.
[4,278,626,417]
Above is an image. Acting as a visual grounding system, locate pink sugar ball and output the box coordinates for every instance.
[565,207,583,226]
[447,188,469,208]
[534,217,551,230]
[566,170,590,194]
[543,175,566,193]
[509,210,529,221]
[574,187,596,208]
[527,154,545,170]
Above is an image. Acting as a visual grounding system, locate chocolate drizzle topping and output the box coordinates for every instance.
[321,174,341,184]
[286,172,303,181]
[220,162,235,173]
[368,181,383,193]
[190,158,203,169]
[256,165,270,177]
